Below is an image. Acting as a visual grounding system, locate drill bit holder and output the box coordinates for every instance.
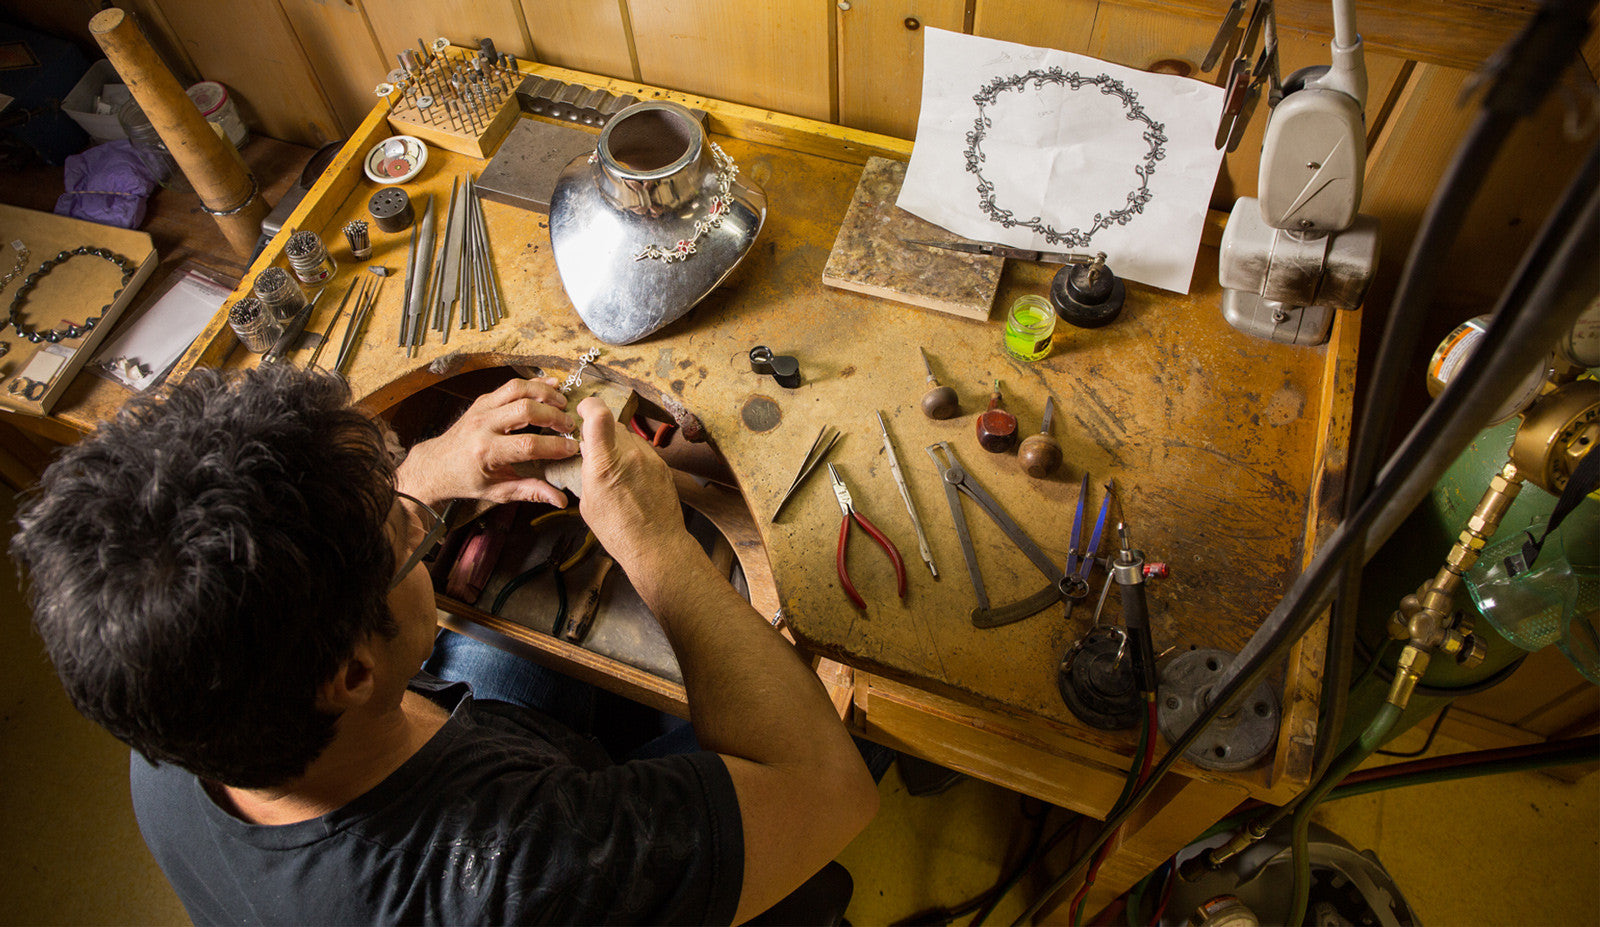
[380,40,523,159]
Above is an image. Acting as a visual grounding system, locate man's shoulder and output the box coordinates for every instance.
[128,697,744,924]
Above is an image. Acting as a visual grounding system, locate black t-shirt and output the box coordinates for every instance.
[130,675,744,925]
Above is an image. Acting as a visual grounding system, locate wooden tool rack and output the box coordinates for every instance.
[43,59,1355,912]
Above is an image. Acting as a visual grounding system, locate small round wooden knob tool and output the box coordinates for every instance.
[976,380,1018,453]
[1019,396,1063,477]
[919,347,959,419]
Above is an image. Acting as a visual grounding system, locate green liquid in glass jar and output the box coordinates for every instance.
[1004,295,1056,361]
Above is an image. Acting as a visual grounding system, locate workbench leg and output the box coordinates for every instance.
[0,418,63,492]
[1037,774,1249,924]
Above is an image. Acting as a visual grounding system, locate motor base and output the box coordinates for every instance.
[1058,627,1143,730]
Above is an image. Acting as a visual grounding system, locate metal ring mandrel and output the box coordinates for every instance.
[749,345,802,388]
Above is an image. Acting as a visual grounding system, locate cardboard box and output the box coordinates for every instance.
[62,60,131,144]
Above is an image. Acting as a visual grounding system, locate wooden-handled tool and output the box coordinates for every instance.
[976,380,1018,453]
[1018,396,1063,478]
[90,8,271,257]
[918,347,959,419]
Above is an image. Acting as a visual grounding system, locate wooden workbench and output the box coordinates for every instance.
[42,63,1352,915]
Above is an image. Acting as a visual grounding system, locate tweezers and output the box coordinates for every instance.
[772,425,840,522]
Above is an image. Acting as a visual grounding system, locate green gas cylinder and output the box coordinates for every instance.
[1343,416,1599,751]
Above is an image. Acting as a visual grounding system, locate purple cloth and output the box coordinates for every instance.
[54,139,159,228]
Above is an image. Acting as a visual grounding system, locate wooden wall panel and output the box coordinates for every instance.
[1359,61,1594,323]
[118,0,203,87]
[1050,0,1542,71]
[971,0,1097,51]
[1585,23,1600,82]
[1429,60,1598,316]
[360,0,533,71]
[519,0,636,80]
[629,0,831,122]
[835,0,967,139]
[151,0,341,146]
[279,0,387,138]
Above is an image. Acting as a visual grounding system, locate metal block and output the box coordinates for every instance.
[475,117,600,214]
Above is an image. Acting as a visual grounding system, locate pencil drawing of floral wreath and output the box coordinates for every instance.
[964,69,1168,247]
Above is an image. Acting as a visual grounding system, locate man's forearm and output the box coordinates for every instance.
[574,398,877,921]
[622,533,854,765]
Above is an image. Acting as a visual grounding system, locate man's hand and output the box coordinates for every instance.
[397,377,578,509]
[575,395,694,572]
[575,395,878,922]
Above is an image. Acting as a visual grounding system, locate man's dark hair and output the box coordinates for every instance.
[11,364,400,788]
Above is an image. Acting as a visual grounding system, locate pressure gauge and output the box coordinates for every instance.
[1558,294,1600,369]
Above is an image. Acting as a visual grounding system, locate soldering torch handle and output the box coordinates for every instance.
[1119,574,1160,695]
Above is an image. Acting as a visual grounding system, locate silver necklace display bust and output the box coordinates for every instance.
[550,100,767,346]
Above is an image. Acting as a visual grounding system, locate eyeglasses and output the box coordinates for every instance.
[390,491,449,591]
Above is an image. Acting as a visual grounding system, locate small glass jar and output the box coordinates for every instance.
[285,230,336,286]
[117,99,192,192]
[1004,294,1056,362]
[253,266,307,322]
[228,296,282,353]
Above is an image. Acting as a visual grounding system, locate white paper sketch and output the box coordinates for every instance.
[900,29,1227,293]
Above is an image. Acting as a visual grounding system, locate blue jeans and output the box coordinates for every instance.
[423,629,894,776]
[422,629,693,760]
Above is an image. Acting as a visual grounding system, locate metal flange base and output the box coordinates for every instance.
[1157,647,1280,771]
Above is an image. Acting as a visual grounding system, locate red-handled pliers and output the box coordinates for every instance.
[828,463,906,609]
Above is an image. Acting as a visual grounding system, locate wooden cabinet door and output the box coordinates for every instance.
[836,0,968,140]
[519,0,635,80]
[630,0,832,122]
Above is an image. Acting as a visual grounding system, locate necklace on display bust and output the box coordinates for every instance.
[7,246,135,344]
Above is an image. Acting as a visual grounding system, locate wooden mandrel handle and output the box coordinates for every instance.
[90,7,272,257]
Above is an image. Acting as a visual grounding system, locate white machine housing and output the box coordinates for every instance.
[1219,5,1380,345]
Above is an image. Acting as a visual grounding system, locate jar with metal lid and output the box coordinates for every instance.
[1004,294,1056,362]
[186,81,249,149]
[228,296,281,353]
[1428,315,1547,425]
[253,266,307,322]
[284,231,336,286]
[117,99,191,192]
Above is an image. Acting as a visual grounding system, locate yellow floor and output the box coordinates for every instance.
[2,481,1596,925]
